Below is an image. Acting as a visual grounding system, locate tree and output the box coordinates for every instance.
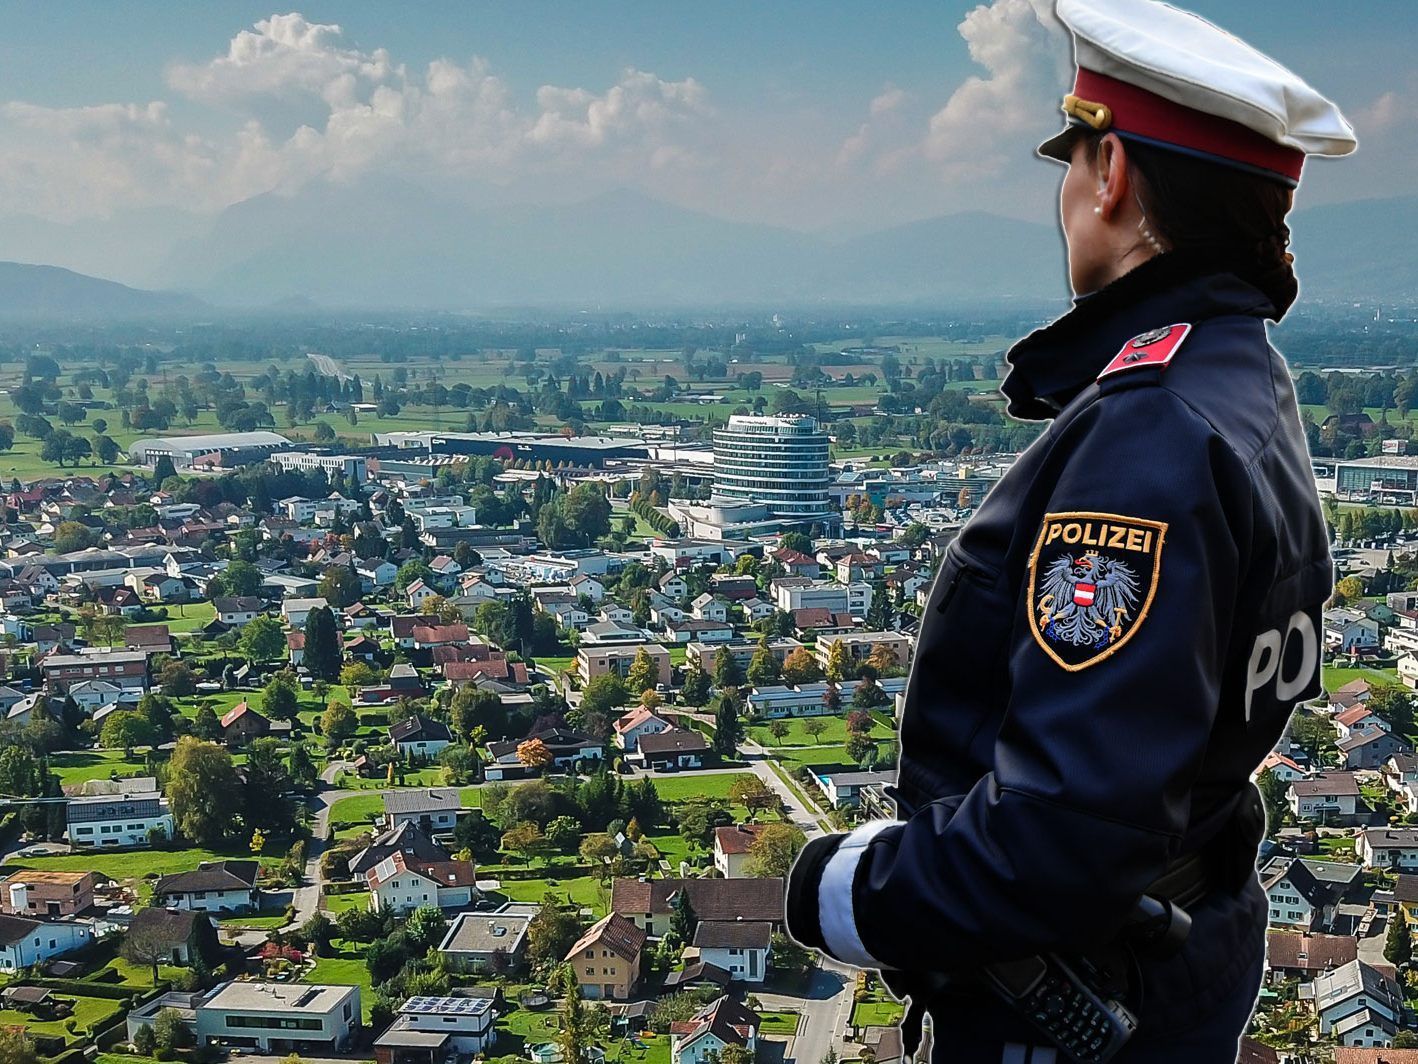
[781,647,822,685]
[53,521,96,553]
[729,776,778,818]
[303,605,343,682]
[322,700,357,749]
[745,823,807,877]
[825,640,853,682]
[396,559,435,591]
[94,434,120,465]
[240,615,286,661]
[747,636,780,686]
[713,645,743,689]
[768,719,790,743]
[209,559,262,598]
[132,1023,156,1056]
[581,673,628,716]
[556,968,609,1064]
[166,736,243,846]
[681,663,711,706]
[153,454,178,482]
[502,821,545,864]
[122,918,174,985]
[714,696,742,758]
[546,815,582,852]
[517,738,554,772]
[262,669,300,722]
[669,888,698,946]
[803,717,829,744]
[1255,769,1288,833]
[101,711,156,757]
[192,703,221,741]
[318,566,361,608]
[406,905,448,951]
[527,896,584,967]
[313,421,337,443]
[1386,909,1413,966]
[625,647,657,696]
[158,658,198,696]
[579,832,619,869]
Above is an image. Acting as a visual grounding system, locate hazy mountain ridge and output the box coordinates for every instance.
[0,261,206,318]
[0,184,1411,314]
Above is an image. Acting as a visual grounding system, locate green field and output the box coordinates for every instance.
[1323,664,1399,691]
[747,712,895,748]
[3,844,271,888]
[322,890,370,915]
[0,994,123,1043]
[758,1010,800,1035]
[51,749,149,786]
[851,999,905,1028]
[304,941,375,1021]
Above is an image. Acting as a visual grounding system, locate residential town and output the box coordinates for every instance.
[0,358,1412,1064]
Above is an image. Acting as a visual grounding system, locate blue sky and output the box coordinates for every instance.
[0,1,1411,237]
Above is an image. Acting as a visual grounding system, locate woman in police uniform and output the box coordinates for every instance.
[786,1,1356,1060]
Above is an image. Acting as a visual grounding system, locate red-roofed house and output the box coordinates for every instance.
[365,852,476,913]
[713,823,768,878]
[613,707,673,752]
[564,913,646,1000]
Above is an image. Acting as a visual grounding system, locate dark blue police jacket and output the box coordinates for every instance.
[784,249,1333,1037]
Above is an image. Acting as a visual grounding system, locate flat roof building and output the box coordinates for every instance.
[129,432,292,471]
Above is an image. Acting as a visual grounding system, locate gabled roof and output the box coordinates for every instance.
[349,822,452,876]
[671,995,759,1053]
[1264,930,1357,972]
[564,912,646,963]
[611,877,784,923]
[367,852,475,891]
[390,713,453,744]
[637,728,711,756]
[221,701,268,729]
[714,823,768,856]
[155,860,259,895]
[691,920,772,950]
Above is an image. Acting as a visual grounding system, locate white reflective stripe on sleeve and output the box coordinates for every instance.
[817,818,899,969]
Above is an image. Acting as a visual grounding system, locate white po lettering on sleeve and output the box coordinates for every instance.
[1244,610,1318,722]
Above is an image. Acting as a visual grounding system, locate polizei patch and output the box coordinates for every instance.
[1026,511,1168,671]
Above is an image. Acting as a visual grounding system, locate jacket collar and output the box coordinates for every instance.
[999,249,1276,420]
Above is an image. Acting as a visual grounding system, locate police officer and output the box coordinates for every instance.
[784,0,1357,1060]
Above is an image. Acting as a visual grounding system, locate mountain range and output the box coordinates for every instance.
[0,181,1412,315]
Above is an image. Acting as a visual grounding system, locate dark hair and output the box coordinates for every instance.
[1086,132,1299,318]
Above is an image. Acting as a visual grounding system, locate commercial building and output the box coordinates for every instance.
[370,430,648,468]
[712,415,831,518]
[129,432,292,471]
[1332,455,1418,504]
[269,452,368,484]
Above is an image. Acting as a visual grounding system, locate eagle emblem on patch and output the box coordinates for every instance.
[1026,510,1167,671]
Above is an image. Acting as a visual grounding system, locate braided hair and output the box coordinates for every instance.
[1085,132,1299,319]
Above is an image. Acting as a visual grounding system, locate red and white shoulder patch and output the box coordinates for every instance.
[1096,323,1192,381]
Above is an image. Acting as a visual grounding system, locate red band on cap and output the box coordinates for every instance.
[1073,68,1304,182]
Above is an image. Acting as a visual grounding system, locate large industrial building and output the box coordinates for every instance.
[369,431,648,468]
[128,432,292,471]
[1331,455,1418,503]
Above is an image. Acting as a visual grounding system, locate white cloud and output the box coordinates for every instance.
[0,12,717,221]
[922,0,1071,177]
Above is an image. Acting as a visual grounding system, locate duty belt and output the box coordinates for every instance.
[885,786,1264,1061]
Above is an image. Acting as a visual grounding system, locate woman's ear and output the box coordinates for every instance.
[1094,133,1131,221]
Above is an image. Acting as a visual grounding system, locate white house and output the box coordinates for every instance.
[67,787,174,848]
[375,997,497,1058]
[1323,609,1380,653]
[0,915,92,971]
[366,853,476,913]
[613,707,673,752]
[691,594,729,623]
[213,596,264,626]
[357,561,398,591]
[1311,960,1402,1048]
[713,824,768,879]
[281,597,329,628]
[152,861,260,913]
[1357,826,1418,871]
[194,981,361,1053]
[1288,774,1364,825]
[690,921,770,983]
[389,713,453,760]
[671,996,759,1064]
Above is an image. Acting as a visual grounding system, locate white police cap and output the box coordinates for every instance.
[1038,0,1357,185]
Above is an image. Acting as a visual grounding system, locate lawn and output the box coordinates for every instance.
[2,845,259,884]
[851,999,905,1028]
[485,875,607,914]
[747,713,894,748]
[304,941,375,1021]
[216,906,292,930]
[322,890,370,915]
[51,749,149,786]
[336,767,445,790]
[758,1010,800,1035]
[0,994,123,1042]
[651,773,757,803]
[150,601,216,635]
[328,793,386,827]
[1324,664,1400,691]
[98,957,187,987]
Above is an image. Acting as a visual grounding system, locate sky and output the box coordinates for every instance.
[0,0,1412,240]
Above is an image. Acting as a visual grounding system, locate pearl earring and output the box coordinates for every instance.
[1093,206,1102,216]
